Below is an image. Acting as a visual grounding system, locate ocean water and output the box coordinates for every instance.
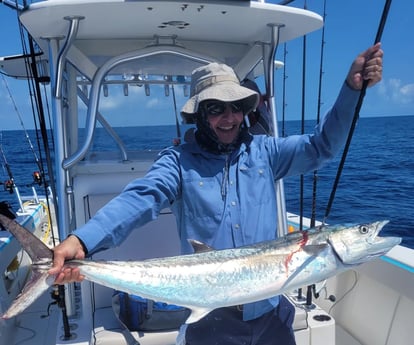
[282,115,414,249]
[1,115,413,249]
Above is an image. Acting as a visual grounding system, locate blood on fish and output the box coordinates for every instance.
[284,231,309,275]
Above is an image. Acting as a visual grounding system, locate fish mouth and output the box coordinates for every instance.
[369,220,399,242]
[366,220,401,257]
[367,220,389,243]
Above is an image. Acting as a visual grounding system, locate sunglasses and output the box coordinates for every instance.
[202,101,243,116]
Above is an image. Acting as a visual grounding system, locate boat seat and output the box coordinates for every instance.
[385,295,413,345]
[335,326,362,345]
[328,270,413,345]
[335,291,413,345]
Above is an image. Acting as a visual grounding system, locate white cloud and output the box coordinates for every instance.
[99,96,121,110]
[400,83,414,102]
[379,78,414,105]
[146,98,159,108]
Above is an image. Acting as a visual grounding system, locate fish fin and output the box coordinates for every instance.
[188,239,214,253]
[0,214,54,319]
[281,244,329,292]
[2,271,54,319]
[280,254,318,292]
[185,307,213,324]
[302,244,328,256]
[0,214,53,262]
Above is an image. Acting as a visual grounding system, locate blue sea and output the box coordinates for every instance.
[1,115,413,249]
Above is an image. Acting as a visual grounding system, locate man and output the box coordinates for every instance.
[50,43,383,344]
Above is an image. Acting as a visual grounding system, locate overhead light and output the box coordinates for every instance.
[135,74,144,87]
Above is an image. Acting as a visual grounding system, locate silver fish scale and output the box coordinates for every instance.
[1,217,401,320]
[70,239,318,308]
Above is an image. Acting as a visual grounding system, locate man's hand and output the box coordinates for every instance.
[48,235,86,284]
[346,43,383,90]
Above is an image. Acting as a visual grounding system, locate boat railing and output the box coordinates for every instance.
[62,45,212,170]
[76,87,129,162]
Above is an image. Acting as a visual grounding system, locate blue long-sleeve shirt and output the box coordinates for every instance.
[73,82,359,320]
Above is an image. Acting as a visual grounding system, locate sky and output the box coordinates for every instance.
[0,0,413,130]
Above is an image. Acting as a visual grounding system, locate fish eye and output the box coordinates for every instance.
[359,225,369,234]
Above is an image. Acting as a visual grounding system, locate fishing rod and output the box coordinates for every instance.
[323,0,393,223]
[0,135,25,211]
[14,13,69,337]
[281,43,288,138]
[1,74,44,187]
[171,82,182,145]
[18,21,58,210]
[298,0,308,231]
[0,136,15,194]
[310,0,327,228]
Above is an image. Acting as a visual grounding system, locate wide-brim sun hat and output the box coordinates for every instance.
[181,63,259,124]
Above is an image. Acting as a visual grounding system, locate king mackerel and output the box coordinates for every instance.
[0,214,400,323]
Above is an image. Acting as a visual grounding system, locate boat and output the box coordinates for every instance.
[0,1,412,345]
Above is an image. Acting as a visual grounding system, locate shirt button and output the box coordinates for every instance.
[199,181,203,186]
[231,201,236,206]
[258,169,264,174]
[234,224,240,229]
[230,180,234,185]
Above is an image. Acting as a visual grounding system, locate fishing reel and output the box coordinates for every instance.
[32,171,43,186]
[3,179,14,194]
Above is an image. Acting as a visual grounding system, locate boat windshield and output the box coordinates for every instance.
[77,78,193,158]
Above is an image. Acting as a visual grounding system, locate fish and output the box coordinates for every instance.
[0,213,401,322]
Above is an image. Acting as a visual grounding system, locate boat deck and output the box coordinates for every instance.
[3,290,60,345]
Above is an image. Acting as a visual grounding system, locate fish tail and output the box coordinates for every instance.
[0,214,54,319]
